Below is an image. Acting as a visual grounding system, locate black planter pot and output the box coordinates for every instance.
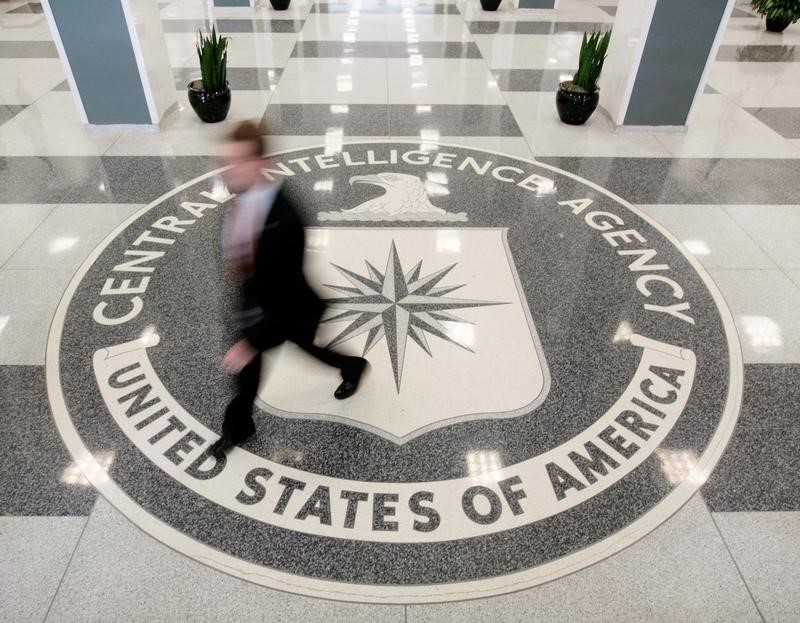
[556,81,599,125]
[480,0,501,10]
[188,80,231,123]
[765,17,790,32]
[270,0,291,9]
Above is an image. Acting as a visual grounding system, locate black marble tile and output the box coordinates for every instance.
[0,156,99,203]
[552,21,609,33]
[60,156,216,204]
[467,20,607,34]
[310,2,459,13]
[0,104,25,126]
[7,2,43,14]
[173,67,282,91]
[493,68,574,92]
[292,41,387,58]
[216,18,304,33]
[735,364,800,430]
[745,106,800,139]
[717,44,797,62]
[262,103,389,135]
[0,40,58,58]
[702,364,800,512]
[537,156,718,204]
[289,41,482,58]
[388,41,482,58]
[537,157,800,205]
[692,158,800,205]
[0,366,96,515]
[160,18,304,33]
[390,104,523,136]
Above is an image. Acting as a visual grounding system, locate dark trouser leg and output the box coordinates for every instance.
[296,340,366,382]
[222,354,261,439]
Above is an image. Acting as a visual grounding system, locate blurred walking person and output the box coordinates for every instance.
[210,121,367,459]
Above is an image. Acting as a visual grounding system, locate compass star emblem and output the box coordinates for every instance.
[322,241,505,390]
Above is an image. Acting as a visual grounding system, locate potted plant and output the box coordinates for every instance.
[270,0,291,9]
[480,0,502,9]
[751,0,800,32]
[188,26,231,123]
[556,30,611,126]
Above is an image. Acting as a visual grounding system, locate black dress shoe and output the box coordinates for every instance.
[335,358,368,400]
[209,429,254,459]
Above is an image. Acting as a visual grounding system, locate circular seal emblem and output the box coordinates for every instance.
[47,143,742,602]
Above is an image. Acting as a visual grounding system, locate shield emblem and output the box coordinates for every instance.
[257,227,550,443]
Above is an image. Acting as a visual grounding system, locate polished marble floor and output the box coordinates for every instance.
[1,0,799,620]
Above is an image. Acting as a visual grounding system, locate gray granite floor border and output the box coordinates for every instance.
[745,106,800,139]
[4,155,800,204]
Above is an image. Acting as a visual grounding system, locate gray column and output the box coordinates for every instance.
[518,0,557,8]
[214,0,255,6]
[43,0,176,126]
[600,0,734,128]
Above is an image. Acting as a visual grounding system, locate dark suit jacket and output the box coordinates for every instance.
[239,189,325,351]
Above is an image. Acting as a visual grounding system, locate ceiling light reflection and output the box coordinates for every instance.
[49,236,79,254]
[60,451,115,486]
[466,451,503,483]
[740,315,783,351]
[683,240,711,256]
[436,230,461,253]
[655,449,705,485]
[336,75,353,92]
[613,320,634,343]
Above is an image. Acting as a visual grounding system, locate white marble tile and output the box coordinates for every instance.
[408,496,761,623]
[724,204,800,270]
[505,91,673,157]
[0,58,65,105]
[0,92,121,156]
[713,512,800,623]
[271,58,388,104]
[299,13,387,41]
[44,497,405,623]
[708,269,800,364]
[657,94,800,158]
[708,61,800,108]
[5,203,144,271]
[0,268,75,365]
[106,90,271,157]
[386,58,505,104]
[0,204,55,267]
[385,14,472,41]
[473,33,583,69]
[786,269,800,290]
[0,517,87,623]
[636,204,778,270]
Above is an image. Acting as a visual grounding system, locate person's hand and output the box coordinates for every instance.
[221,339,258,374]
